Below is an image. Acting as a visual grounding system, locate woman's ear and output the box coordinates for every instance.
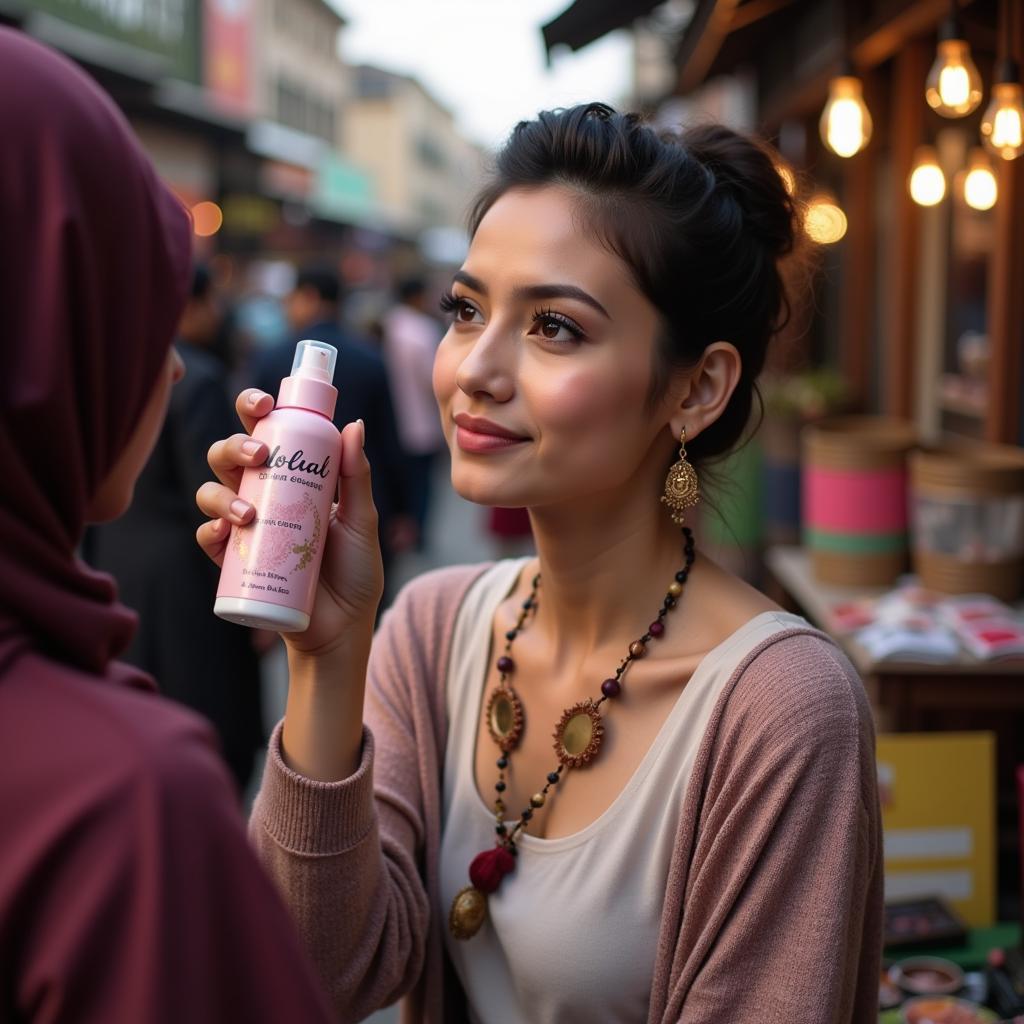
[667,341,742,441]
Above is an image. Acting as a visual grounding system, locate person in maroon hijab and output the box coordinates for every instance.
[0,30,336,1023]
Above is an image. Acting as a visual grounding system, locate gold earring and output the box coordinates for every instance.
[660,426,700,526]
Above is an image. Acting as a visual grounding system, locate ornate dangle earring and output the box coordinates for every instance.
[660,426,700,526]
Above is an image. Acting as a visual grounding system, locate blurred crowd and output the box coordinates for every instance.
[83,258,451,794]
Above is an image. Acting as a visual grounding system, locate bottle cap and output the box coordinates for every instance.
[277,339,339,419]
[291,339,337,384]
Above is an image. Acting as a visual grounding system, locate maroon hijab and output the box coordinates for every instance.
[0,29,192,682]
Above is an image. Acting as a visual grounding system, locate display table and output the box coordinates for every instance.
[764,546,1024,733]
[878,923,1021,1023]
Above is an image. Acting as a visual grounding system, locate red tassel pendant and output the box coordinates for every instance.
[449,845,517,940]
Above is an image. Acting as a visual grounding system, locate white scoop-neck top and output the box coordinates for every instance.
[439,558,808,1024]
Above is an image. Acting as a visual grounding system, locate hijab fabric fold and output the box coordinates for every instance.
[0,28,192,681]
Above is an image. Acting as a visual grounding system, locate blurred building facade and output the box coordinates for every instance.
[345,64,485,234]
[0,0,482,269]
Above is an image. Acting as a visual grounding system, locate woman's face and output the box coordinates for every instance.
[86,346,185,522]
[433,185,672,511]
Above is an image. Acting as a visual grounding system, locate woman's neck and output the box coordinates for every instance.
[526,487,692,668]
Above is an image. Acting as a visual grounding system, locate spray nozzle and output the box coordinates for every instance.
[291,339,338,384]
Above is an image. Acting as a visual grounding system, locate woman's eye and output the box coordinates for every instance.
[440,292,483,325]
[531,311,585,344]
[456,301,482,324]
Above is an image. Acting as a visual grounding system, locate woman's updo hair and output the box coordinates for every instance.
[468,102,799,464]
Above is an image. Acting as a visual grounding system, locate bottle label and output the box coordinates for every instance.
[216,425,340,614]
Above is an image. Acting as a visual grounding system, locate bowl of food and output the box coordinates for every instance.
[891,956,965,996]
[901,995,995,1024]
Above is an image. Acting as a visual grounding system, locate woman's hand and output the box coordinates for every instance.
[196,388,384,658]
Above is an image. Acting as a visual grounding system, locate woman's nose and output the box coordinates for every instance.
[455,327,515,404]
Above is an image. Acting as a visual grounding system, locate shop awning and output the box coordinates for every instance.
[541,0,666,57]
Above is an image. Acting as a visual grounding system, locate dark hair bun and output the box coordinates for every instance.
[679,123,796,262]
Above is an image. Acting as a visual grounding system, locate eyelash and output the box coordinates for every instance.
[438,291,586,343]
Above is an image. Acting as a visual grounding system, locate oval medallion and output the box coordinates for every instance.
[485,686,524,751]
[449,885,488,940]
[552,699,604,769]
[562,713,593,755]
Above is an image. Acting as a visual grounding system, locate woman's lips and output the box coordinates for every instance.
[452,414,530,454]
[455,425,529,453]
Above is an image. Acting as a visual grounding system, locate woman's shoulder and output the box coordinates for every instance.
[721,625,872,751]
[1,653,237,842]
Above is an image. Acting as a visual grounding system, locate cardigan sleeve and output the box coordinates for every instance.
[248,564,482,1024]
[665,633,884,1024]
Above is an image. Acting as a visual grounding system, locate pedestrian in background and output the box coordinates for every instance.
[85,265,264,793]
[0,30,334,1023]
[252,264,415,584]
[382,275,446,547]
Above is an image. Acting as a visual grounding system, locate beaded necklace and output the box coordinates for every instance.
[449,526,696,940]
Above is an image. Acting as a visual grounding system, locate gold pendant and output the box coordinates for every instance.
[485,685,525,752]
[449,885,488,940]
[553,698,604,769]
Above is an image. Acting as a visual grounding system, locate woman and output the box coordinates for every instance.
[0,30,334,1022]
[198,105,883,1023]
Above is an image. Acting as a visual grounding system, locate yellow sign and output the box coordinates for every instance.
[877,732,995,927]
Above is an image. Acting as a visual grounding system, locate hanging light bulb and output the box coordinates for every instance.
[961,148,998,209]
[820,63,872,158]
[803,194,848,244]
[908,146,946,206]
[925,15,983,116]
[981,58,1024,160]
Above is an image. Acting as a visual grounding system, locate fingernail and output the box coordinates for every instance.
[248,391,267,408]
[357,418,365,448]
[231,499,252,521]
[242,440,262,457]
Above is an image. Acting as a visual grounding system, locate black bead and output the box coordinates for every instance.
[641,633,651,643]
[497,756,508,769]
[496,823,507,834]
[522,599,533,609]
[547,771,559,784]
[495,781,506,792]
[664,595,676,609]
[675,570,688,583]
[522,808,533,820]
[510,844,519,856]
[505,630,517,641]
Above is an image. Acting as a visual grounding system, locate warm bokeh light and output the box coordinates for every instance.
[191,201,224,237]
[908,147,946,206]
[962,148,998,210]
[803,196,848,244]
[981,81,1024,160]
[820,75,872,158]
[925,39,983,116]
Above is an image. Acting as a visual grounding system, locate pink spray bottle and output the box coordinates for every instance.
[215,339,341,632]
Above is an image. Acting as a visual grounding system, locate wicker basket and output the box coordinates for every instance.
[910,443,1024,601]
[802,417,917,586]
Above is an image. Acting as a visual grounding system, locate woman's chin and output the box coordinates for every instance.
[450,467,529,509]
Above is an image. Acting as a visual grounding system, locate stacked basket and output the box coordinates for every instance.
[802,417,918,586]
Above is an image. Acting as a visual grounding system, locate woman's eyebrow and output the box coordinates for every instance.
[452,270,611,320]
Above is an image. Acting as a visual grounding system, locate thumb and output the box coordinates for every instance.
[337,419,378,535]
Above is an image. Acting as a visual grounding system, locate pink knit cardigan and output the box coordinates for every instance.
[251,563,883,1023]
